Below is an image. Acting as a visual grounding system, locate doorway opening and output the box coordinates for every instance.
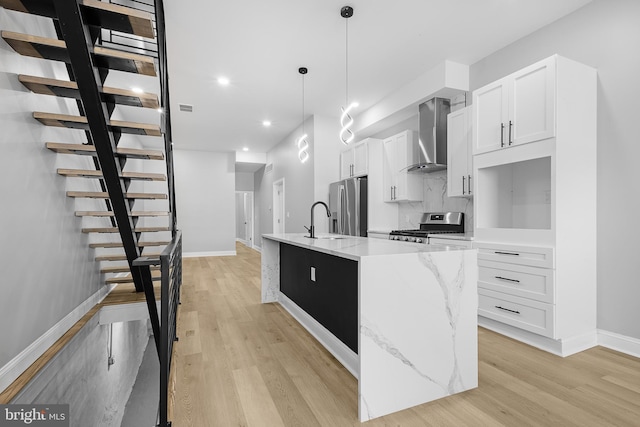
[273,178,285,233]
[235,191,255,248]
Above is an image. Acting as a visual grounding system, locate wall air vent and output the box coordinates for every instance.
[265,163,273,174]
[179,104,193,112]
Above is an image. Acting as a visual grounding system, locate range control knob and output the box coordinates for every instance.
[415,238,423,243]
[402,236,409,241]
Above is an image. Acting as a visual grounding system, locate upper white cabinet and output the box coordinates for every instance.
[340,139,368,179]
[382,130,422,202]
[473,56,555,155]
[447,106,472,197]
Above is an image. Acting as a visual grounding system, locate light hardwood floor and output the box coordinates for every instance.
[171,242,640,426]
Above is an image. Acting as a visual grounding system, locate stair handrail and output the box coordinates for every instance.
[133,230,182,427]
[153,0,177,236]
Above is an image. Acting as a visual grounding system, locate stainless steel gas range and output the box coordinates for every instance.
[389,212,464,244]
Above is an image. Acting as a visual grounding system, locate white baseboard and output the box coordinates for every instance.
[183,250,236,258]
[598,329,640,358]
[252,245,262,253]
[478,317,598,357]
[278,292,359,378]
[0,285,112,394]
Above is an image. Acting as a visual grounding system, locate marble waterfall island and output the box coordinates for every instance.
[261,233,478,421]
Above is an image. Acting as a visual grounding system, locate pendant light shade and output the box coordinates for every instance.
[339,5,356,145]
[297,67,310,164]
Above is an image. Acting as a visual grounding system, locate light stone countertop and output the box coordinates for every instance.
[262,233,472,261]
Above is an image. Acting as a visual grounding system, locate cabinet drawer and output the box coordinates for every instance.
[479,289,554,338]
[429,237,473,249]
[478,260,554,303]
[475,242,554,268]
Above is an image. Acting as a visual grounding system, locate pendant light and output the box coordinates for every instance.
[339,5,357,145]
[297,67,310,164]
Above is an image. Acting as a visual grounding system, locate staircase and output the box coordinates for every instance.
[1,1,178,425]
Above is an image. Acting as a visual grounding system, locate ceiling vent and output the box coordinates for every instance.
[265,163,273,174]
[179,104,193,112]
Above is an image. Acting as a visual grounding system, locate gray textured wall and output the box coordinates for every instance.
[0,10,104,369]
[12,318,149,427]
[469,0,640,339]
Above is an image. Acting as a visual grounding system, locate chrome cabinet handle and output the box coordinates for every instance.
[468,175,472,194]
[508,120,513,145]
[462,176,466,195]
[495,251,520,256]
[500,123,505,147]
[495,306,521,315]
[495,276,520,283]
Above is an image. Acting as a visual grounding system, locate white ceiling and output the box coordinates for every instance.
[163,0,591,154]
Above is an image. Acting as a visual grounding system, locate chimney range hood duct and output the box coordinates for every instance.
[408,97,451,172]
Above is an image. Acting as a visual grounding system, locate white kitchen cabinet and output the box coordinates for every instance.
[473,55,597,353]
[340,139,368,179]
[428,237,473,249]
[473,56,555,155]
[382,130,422,202]
[447,106,472,197]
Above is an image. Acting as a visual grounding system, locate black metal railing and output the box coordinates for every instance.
[103,0,158,57]
[133,230,182,427]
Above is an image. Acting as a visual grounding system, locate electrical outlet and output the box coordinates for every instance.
[311,267,316,282]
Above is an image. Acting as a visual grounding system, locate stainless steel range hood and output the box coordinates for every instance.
[408,97,451,172]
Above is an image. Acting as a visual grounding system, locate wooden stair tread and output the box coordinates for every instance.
[46,142,164,160]
[90,241,170,248]
[34,112,161,136]
[96,253,160,262]
[101,265,159,274]
[57,168,166,181]
[75,211,168,217]
[101,282,161,306]
[0,0,155,38]
[106,273,161,284]
[82,226,170,233]
[1,31,156,76]
[19,75,159,109]
[66,191,167,199]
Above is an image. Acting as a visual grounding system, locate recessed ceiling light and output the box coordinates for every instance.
[262,120,272,127]
[131,87,144,94]
[217,77,230,86]
[242,147,249,152]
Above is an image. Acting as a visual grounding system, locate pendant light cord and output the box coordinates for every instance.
[345,18,349,105]
[301,74,305,133]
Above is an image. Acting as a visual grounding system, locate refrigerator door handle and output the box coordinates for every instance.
[338,185,344,235]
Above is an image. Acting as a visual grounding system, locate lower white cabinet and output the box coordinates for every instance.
[478,288,554,338]
[475,241,557,339]
[428,237,473,249]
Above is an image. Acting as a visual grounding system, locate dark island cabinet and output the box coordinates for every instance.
[280,243,358,353]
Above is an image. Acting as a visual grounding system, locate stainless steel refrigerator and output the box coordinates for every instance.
[329,177,368,237]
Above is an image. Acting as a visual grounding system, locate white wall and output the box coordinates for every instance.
[174,150,236,255]
[235,172,255,191]
[468,0,640,340]
[255,117,316,242]
[0,11,106,371]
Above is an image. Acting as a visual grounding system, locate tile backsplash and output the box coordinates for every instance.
[398,170,474,232]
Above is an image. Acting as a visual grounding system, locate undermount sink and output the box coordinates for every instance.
[309,234,349,240]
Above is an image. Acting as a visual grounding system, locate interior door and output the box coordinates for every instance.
[244,193,254,246]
